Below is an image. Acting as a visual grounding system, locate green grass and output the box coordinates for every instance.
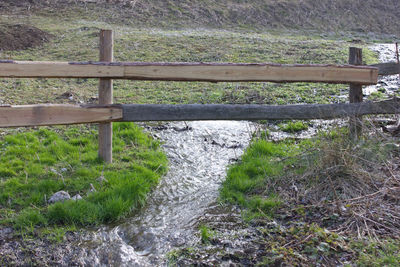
[220,128,400,264]
[279,121,309,133]
[0,13,380,108]
[0,123,167,232]
[352,239,400,267]
[199,224,216,244]
[220,139,300,218]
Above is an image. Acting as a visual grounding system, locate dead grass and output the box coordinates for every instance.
[275,119,400,240]
[1,0,400,38]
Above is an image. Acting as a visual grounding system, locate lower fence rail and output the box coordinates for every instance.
[0,99,399,127]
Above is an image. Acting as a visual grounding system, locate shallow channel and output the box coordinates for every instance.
[78,121,255,266]
[76,43,399,266]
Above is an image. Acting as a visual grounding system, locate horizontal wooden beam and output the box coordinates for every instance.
[121,99,400,121]
[0,60,378,84]
[370,62,400,76]
[1,99,398,127]
[0,104,122,127]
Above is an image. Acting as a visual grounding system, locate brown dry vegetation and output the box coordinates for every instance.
[1,0,400,37]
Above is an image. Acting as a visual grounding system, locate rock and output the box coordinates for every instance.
[71,194,82,201]
[96,175,108,184]
[90,183,96,192]
[87,184,97,196]
[48,191,70,204]
[0,227,13,239]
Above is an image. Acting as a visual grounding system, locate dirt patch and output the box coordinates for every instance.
[0,24,51,51]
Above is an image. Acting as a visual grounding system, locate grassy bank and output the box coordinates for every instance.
[168,127,400,266]
[0,123,167,233]
[2,0,400,38]
[214,127,400,265]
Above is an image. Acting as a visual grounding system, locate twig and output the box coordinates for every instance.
[353,212,400,235]
[340,187,400,203]
[286,234,313,248]
[396,42,400,81]
[327,174,342,215]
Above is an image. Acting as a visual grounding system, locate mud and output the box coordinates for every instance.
[0,24,51,51]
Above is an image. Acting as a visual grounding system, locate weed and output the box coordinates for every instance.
[352,239,400,266]
[199,225,215,244]
[279,121,309,133]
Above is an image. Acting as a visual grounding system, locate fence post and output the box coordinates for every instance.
[349,47,363,139]
[98,29,113,163]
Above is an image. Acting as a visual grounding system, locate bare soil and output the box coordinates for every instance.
[0,24,51,51]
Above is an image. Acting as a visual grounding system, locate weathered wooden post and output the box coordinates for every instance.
[349,47,363,139]
[98,29,113,163]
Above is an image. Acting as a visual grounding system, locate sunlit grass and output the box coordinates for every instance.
[0,123,167,231]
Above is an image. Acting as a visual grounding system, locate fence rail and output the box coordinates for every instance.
[1,99,399,127]
[0,29,398,162]
[0,60,378,84]
[371,62,400,76]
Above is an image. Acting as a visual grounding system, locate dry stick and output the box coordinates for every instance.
[354,211,400,235]
[98,30,113,163]
[339,187,400,203]
[327,174,342,216]
[396,42,400,80]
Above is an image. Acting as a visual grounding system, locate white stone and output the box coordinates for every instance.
[71,194,83,201]
[48,191,70,204]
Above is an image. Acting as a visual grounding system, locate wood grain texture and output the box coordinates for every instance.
[120,99,400,121]
[0,104,122,127]
[0,61,378,84]
[349,47,363,138]
[370,62,400,76]
[1,100,398,127]
[98,29,113,163]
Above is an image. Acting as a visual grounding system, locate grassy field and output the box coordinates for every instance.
[0,13,380,108]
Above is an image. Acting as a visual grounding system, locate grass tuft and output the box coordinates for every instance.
[279,121,309,133]
[199,224,215,244]
[0,123,167,231]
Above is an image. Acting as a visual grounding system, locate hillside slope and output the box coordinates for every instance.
[1,0,400,37]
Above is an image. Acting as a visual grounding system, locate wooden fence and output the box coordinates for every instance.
[0,29,399,163]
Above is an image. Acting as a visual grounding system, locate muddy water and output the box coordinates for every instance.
[78,121,254,266]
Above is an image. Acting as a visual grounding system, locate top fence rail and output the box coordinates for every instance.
[0,60,378,85]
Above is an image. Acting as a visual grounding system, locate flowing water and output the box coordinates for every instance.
[365,43,400,96]
[78,121,255,266]
[51,43,399,266]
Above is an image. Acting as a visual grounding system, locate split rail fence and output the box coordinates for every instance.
[0,30,399,163]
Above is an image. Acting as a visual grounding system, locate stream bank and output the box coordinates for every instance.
[1,43,399,266]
